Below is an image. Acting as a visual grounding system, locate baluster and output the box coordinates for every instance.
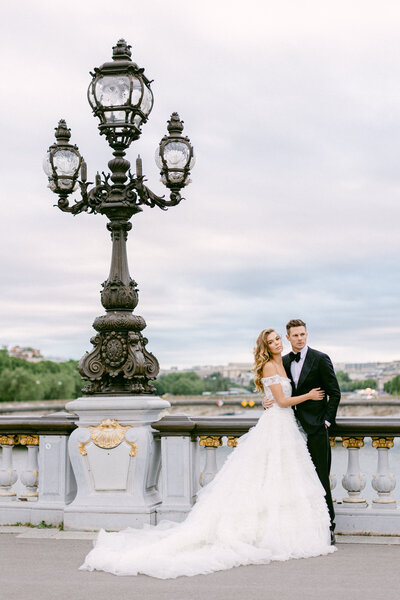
[371,437,396,508]
[0,436,18,500]
[329,436,337,503]
[199,436,222,487]
[341,437,367,507]
[18,435,39,501]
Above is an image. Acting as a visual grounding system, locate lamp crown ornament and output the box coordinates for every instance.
[167,112,184,134]
[54,119,72,143]
[43,40,195,397]
[112,39,132,61]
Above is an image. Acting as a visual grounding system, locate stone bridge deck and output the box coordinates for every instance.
[1,528,399,600]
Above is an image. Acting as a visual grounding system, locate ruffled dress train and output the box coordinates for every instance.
[80,375,335,578]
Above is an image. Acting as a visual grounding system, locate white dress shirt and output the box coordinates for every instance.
[290,345,309,387]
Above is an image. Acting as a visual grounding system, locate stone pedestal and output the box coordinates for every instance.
[63,395,169,531]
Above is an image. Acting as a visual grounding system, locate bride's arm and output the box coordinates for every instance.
[262,363,324,407]
[267,383,323,408]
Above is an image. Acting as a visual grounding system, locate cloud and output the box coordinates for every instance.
[0,0,399,367]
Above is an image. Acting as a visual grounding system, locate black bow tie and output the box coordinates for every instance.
[289,351,301,363]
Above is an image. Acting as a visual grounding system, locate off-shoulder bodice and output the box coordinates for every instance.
[261,375,292,402]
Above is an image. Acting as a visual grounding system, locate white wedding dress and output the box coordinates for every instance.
[81,375,335,578]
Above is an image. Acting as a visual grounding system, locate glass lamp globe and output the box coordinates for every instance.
[155,113,195,189]
[87,39,154,150]
[43,120,82,195]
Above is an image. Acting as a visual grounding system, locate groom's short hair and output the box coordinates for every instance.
[286,319,306,333]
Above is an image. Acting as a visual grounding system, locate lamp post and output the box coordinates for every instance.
[43,40,195,530]
[43,39,194,397]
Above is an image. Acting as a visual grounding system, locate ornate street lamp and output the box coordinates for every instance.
[43,40,194,397]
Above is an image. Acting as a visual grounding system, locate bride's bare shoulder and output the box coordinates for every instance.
[262,362,277,378]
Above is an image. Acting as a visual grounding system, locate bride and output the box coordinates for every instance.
[80,328,336,578]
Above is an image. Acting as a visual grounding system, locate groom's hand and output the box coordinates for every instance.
[263,397,274,409]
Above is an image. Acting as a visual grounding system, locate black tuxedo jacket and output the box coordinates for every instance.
[283,347,341,434]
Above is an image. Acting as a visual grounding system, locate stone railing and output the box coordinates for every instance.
[152,415,400,534]
[0,414,76,526]
[1,411,400,533]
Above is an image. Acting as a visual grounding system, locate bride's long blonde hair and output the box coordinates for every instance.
[253,328,276,393]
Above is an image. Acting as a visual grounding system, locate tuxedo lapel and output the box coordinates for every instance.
[297,348,316,391]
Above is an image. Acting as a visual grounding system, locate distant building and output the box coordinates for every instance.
[334,360,400,386]
[8,346,43,363]
[160,362,254,386]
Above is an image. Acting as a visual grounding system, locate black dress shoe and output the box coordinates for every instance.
[330,531,336,545]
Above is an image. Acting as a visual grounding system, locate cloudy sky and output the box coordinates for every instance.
[1,0,400,367]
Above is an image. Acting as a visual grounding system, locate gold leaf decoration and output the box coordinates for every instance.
[89,419,132,450]
[0,435,17,445]
[17,435,39,446]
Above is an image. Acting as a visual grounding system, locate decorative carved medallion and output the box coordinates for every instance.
[101,332,128,369]
[78,419,137,456]
[79,329,159,395]
[89,419,131,449]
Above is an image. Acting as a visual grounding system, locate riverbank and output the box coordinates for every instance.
[1,394,400,417]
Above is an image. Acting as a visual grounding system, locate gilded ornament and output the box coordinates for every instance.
[371,437,394,449]
[78,440,90,456]
[329,437,336,448]
[199,436,222,448]
[125,440,138,457]
[227,436,238,448]
[17,435,39,446]
[78,420,137,456]
[342,437,364,449]
[0,435,17,445]
[89,419,132,449]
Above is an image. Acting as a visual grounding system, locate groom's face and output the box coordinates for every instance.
[286,326,308,352]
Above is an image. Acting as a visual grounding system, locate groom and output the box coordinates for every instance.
[266,319,340,544]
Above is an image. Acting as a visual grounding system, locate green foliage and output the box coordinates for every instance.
[153,370,249,396]
[203,372,231,393]
[336,370,377,392]
[384,375,400,395]
[0,350,83,402]
[37,520,53,529]
[153,371,205,396]
[246,378,255,392]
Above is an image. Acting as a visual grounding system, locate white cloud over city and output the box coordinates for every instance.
[1,0,400,366]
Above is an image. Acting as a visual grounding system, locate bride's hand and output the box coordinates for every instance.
[309,388,325,401]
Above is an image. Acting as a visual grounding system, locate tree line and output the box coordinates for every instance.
[335,371,377,392]
[153,371,251,396]
[384,375,400,395]
[0,350,83,402]
[5,348,400,401]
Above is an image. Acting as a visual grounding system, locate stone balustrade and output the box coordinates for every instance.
[152,415,400,534]
[0,414,76,526]
[0,411,400,533]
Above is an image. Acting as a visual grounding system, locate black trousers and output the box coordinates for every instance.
[307,427,335,531]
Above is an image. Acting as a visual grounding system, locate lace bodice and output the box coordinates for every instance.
[261,375,292,402]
